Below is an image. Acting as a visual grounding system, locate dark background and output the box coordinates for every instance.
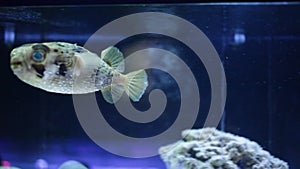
[0,2,299,169]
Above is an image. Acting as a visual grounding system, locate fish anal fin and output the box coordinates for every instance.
[101,84,125,104]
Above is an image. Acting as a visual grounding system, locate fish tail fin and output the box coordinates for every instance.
[124,69,148,102]
[101,70,148,104]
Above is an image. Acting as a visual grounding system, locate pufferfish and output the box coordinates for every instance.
[10,42,148,103]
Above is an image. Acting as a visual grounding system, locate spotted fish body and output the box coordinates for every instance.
[10,42,148,103]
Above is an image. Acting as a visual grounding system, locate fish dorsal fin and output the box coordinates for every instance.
[101,46,125,73]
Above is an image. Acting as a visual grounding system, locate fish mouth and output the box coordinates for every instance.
[10,57,24,74]
[11,61,22,66]
[11,61,22,69]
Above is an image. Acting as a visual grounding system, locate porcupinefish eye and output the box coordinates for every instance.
[30,44,50,62]
[32,51,45,62]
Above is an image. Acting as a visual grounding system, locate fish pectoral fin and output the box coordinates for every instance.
[101,46,125,73]
[101,84,125,104]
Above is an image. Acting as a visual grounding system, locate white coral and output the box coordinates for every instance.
[159,128,289,169]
